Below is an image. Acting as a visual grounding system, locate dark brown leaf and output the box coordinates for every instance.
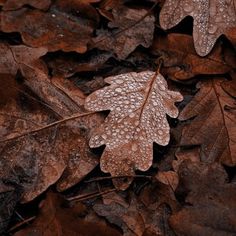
[178,78,236,166]
[92,6,155,59]
[170,160,236,236]
[0,7,94,53]
[152,33,236,80]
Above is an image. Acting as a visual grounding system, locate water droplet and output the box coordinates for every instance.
[183,3,193,12]
[115,88,122,92]
[208,24,217,34]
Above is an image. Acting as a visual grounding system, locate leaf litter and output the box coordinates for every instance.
[0,0,235,235]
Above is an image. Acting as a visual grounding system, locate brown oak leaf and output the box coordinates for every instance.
[159,0,236,56]
[85,71,183,189]
[152,33,236,80]
[0,5,94,53]
[94,192,175,236]
[178,78,236,166]
[15,192,122,236]
[2,0,51,10]
[92,6,155,59]
[170,160,236,236]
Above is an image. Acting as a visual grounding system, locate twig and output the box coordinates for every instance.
[92,1,160,47]
[67,188,116,202]
[8,216,36,233]
[85,175,152,183]
[0,111,97,143]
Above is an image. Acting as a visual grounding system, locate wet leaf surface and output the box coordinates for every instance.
[160,0,236,56]
[85,71,183,189]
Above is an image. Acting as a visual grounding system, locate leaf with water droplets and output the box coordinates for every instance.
[85,71,183,189]
[159,0,236,56]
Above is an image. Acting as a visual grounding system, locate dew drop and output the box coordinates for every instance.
[183,3,193,12]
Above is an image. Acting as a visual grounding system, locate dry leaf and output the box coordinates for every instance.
[0,6,94,53]
[2,0,51,10]
[15,192,122,236]
[178,78,236,166]
[152,33,236,80]
[0,51,104,201]
[85,71,183,189]
[160,0,236,56]
[170,160,236,236]
[93,6,155,59]
[94,192,175,236]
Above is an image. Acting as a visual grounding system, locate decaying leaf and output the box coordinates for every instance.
[178,78,236,166]
[160,0,236,56]
[94,192,175,236]
[85,71,183,189]
[0,58,104,201]
[170,160,236,236]
[92,6,155,59]
[0,5,94,53]
[15,192,122,236]
[152,33,236,80]
[2,0,51,10]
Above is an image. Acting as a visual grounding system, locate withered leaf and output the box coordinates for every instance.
[178,78,236,166]
[0,6,94,53]
[93,6,155,59]
[0,59,103,201]
[160,0,236,56]
[85,71,183,189]
[0,43,85,117]
[152,33,236,80]
[94,192,175,236]
[2,0,51,10]
[15,192,122,236]
[170,160,236,236]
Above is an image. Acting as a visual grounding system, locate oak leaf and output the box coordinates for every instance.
[178,79,236,166]
[2,0,51,10]
[15,192,122,236]
[152,33,236,80]
[170,160,236,236]
[92,6,155,59]
[94,192,175,236]
[160,0,236,56]
[0,45,104,202]
[0,6,94,53]
[85,71,183,189]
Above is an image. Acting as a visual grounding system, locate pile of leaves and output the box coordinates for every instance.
[0,0,235,235]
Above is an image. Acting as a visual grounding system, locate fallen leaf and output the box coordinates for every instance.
[170,160,236,236]
[0,6,94,53]
[47,52,112,78]
[15,192,122,236]
[152,33,236,80]
[94,192,175,236]
[178,78,236,166]
[155,171,179,191]
[2,0,51,10]
[0,48,104,201]
[0,182,21,234]
[159,0,236,56]
[92,6,155,59]
[85,71,183,189]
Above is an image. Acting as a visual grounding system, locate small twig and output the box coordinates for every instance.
[92,1,159,47]
[156,57,164,74]
[85,175,152,183]
[67,188,116,202]
[0,111,97,143]
[8,216,36,233]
